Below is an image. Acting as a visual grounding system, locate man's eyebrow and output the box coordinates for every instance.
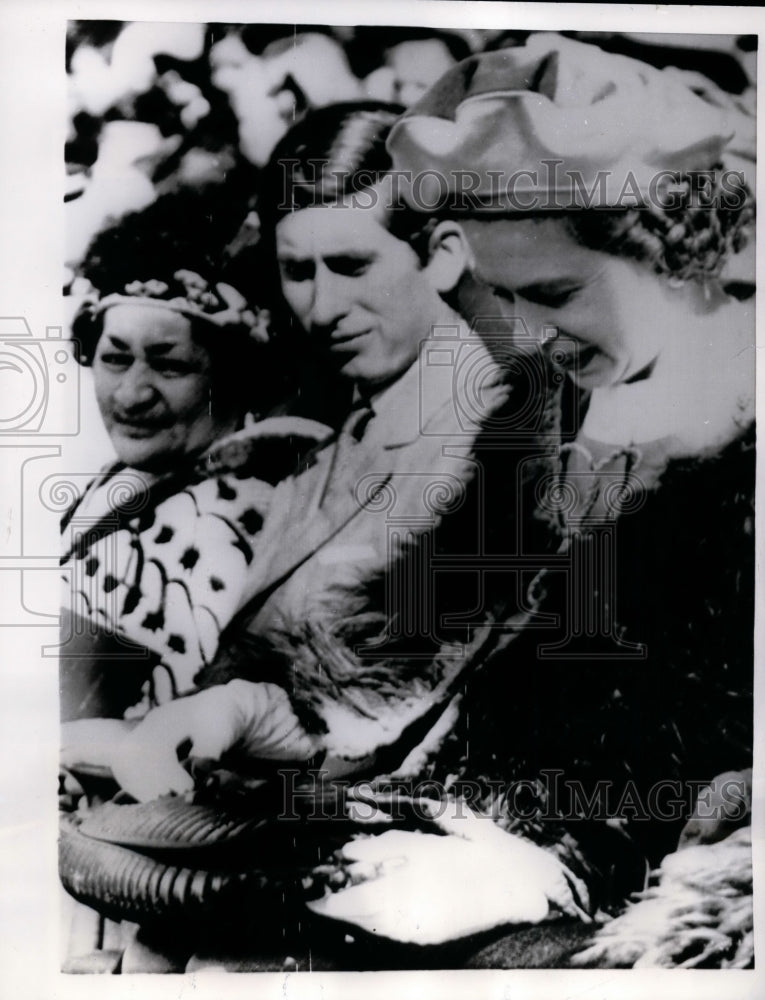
[324,251,377,262]
[276,250,377,264]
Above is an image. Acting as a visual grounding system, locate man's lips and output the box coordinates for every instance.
[328,329,371,351]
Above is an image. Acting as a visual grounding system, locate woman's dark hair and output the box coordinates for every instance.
[563,167,754,284]
[71,190,287,418]
[256,101,438,269]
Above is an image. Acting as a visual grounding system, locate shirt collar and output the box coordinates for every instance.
[353,319,488,448]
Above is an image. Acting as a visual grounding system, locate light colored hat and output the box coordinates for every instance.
[74,269,269,350]
[387,33,753,212]
[82,270,266,330]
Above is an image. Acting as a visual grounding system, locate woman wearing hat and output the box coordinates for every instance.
[387,32,754,459]
[377,33,755,963]
[60,194,330,722]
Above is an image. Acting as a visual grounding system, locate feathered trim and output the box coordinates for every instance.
[571,827,753,968]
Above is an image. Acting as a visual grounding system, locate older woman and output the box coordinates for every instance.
[61,196,330,717]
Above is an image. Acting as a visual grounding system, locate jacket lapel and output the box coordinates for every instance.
[239,434,393,606]
[238,333,476,608]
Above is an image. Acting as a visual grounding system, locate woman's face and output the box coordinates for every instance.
[460,217,668,390]
[92,304,227,471]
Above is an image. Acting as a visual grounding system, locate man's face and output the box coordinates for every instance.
[93,304,226,471]
[275,198,445,391]
[461,217,667,390]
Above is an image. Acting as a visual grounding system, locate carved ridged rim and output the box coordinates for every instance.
[59,814,270,923]
[76,797,268,851]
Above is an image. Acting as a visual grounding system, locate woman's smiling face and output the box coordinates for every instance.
[92,303,227,471]
[460,216,668,390]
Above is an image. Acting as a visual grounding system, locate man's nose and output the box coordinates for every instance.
[310,268,349,332]
[113,364,157,409]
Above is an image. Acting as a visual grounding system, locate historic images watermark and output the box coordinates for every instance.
[277,161,750,213]
[348,317,648,661]
[0,315,81,636]
[0,313,156,660]
[0,307,641,664]
[277,767,752,826]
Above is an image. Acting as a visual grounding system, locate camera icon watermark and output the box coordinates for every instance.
[419,318,578,443]
[0,316,80,435]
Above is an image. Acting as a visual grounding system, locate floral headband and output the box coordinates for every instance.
[78,269,270,342]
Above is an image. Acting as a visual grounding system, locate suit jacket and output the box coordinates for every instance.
[206,329,558,769]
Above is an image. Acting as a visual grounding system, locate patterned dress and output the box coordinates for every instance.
[60,419,329,702]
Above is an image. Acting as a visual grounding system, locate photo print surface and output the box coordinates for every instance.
[4,6,759,985]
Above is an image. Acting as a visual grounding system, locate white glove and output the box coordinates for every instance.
[60,718,138,770]
[111,680,321,802]
[307,796,592,945]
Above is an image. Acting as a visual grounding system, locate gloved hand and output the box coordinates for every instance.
[61,717,138,771]
[307,794,592,945]
[111,680,321,802]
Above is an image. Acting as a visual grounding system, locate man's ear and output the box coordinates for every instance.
[424,220,473,294]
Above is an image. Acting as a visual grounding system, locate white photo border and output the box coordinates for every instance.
[0,2,762,998]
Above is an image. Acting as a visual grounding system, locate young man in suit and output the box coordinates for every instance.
[62,104,585,957]
[108,103,555,801]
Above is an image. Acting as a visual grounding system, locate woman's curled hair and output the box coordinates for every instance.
[565,166,754,285]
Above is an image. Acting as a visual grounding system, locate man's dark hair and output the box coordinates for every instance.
[257,101,438,274]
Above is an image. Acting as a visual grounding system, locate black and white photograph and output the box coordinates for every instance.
[0,1,762,996]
